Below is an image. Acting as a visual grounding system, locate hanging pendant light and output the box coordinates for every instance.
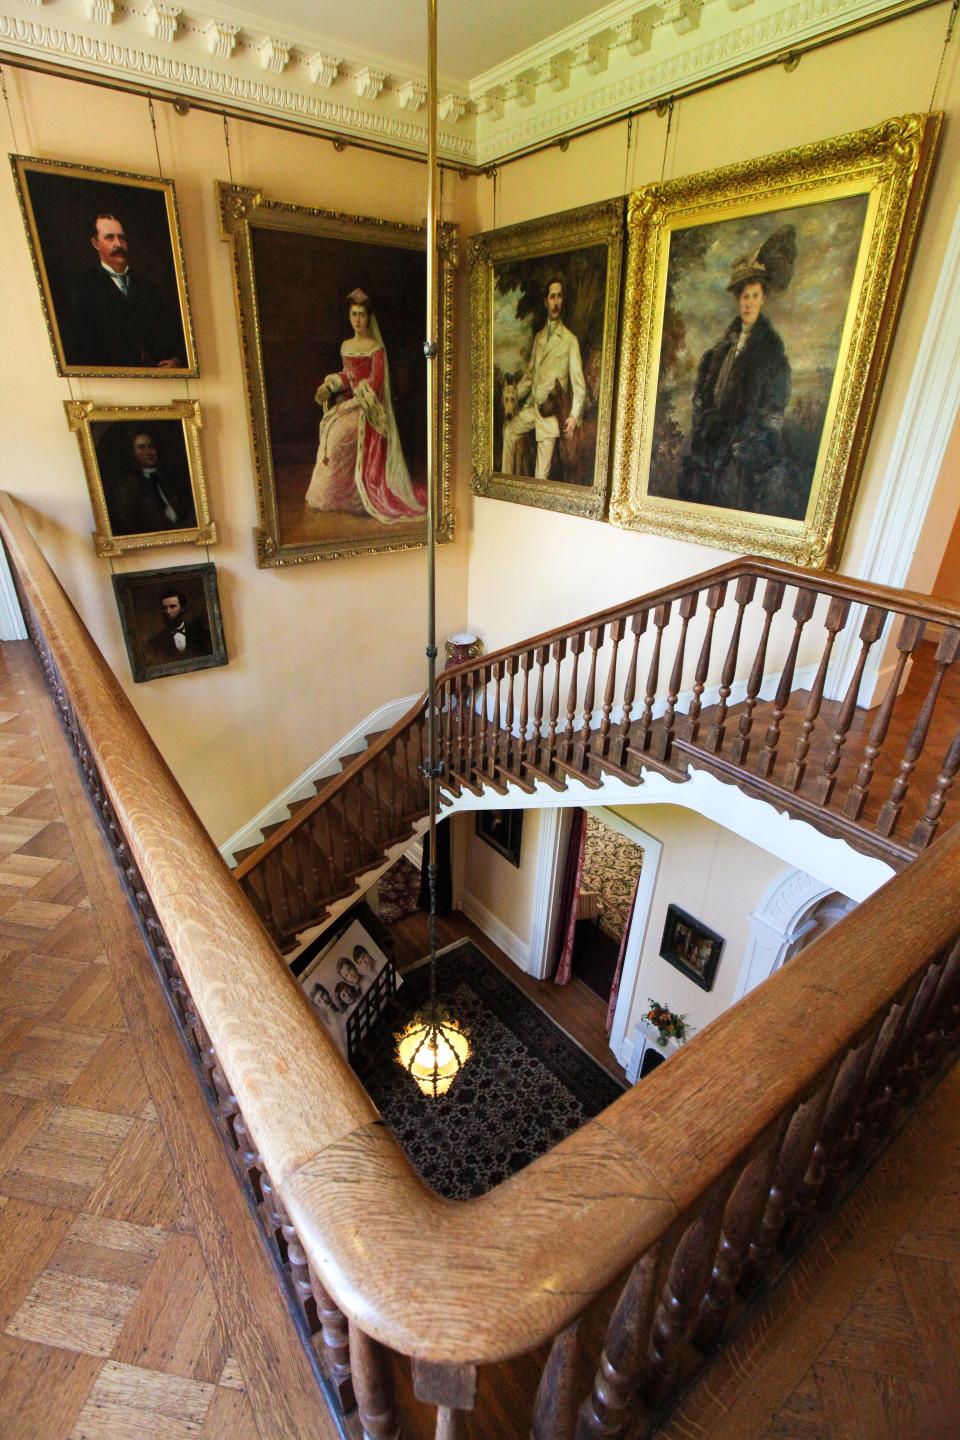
[396,0,470,1099]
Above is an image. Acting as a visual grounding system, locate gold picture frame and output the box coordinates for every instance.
[469,198,624,520]
[218,181,457,568]
[610,113,941,568]
[11,154,198,378]
[65,399,216,558]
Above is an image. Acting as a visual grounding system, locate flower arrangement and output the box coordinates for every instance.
[645,998,690,1046]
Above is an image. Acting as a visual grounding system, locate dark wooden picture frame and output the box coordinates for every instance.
[475,809,524,867]
[111,562,227,683]
[659,904,723,991]
[11,154,198,378]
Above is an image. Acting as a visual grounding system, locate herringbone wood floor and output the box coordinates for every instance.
[1,635,957,1440]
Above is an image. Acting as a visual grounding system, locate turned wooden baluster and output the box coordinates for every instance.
[756,586,817,778]
[694,1129,785,1347]
[913,722,960,848]
[596,617,625,759]
[413,1360,476,1440]
[453,673,467,782]
[530,1321,580,1440]
[738,1079,835,1293]
[306,1262,355,1410]
[730,580,785,766]
[475,664,491,777]
[531,646,547,768]
[918,937,960,1065]
[443,676,456,783]
[349,1322,402,1440]
[835,1001,911,1175]
[576,1248,660,1438]
[563,633,585,763]
[637,603,671,752]
[705,575,756,754]
[811,605,886,806]
[844,614,926,820]
[545,639,567,772]
[293,826,321,919]
[876,626,960,836]
[645,1181,732,1404]
[616,611,648,765]
[782,593,852,794]
[489,661,504,778]
[264,850,293,942]
[503,656,517,774]
[888,959,949,1107]
[657,593,699,762]
[517,650,533,776]
[685,581,726,746]
[576,625,604,770]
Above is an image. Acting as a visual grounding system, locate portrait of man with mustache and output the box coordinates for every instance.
[67,211,186,369]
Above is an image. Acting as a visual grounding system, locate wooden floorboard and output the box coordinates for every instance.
[0,640,340,1440]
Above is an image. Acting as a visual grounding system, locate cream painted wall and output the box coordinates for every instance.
[465,7,960,651]
[460,807,544,953]
[606,803,787,1041]
[0,69,471,843]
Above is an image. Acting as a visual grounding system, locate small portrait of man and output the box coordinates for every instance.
[492,242,610,489]
[112,563,227,684]
[95,420,198,539]
[13,159,195,376]
[310,982,341,1024]
[352,944,378,977]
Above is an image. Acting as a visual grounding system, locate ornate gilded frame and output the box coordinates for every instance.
[218,181,457,567]
[10,154,198,379]
[610,113,941,568]
[112,562,227,684]
[65,399,216,558]
[469,198,624,520]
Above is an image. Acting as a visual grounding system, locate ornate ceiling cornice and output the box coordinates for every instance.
[0,0,926,166]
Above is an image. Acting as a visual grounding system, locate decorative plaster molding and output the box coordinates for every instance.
[438,91,466,122]
[625,6,663,53]
[202,18,238,58]
[585,31,614,74]
[83,0,114,24]
[548,50,573,91]
[145,2,179,43]
[728,0,756,9]
[669,0,703,35]
[257,37,291,74]
[354,65,385,100]
[515,69,538,107]
[307,51,340,86]
[397,78,426,110]
[479,85,505,119]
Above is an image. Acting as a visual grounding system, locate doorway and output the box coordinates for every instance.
[571,812,645,1004]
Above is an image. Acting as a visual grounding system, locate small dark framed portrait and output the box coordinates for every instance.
[112,563,227,684]
[475,809,523,867]
[660,905,723,991]
[66,400,216,557]
[10,154,198,378]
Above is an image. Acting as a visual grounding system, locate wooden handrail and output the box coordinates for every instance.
[2,492,958,1433]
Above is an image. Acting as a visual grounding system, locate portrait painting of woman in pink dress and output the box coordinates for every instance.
[306,287,426,523]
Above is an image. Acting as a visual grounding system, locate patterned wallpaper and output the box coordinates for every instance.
[580,813,644,942]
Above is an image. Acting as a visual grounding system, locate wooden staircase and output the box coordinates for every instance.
[234,557,960,951]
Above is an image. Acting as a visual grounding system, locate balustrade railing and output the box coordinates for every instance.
[236,555,960,950]
[2,492,959,1440]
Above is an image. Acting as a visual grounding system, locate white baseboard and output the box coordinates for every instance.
[220,693,420,866]
[461,890,530,972]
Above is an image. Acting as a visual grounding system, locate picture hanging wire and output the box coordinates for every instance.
[929,0,959,110]
[222,113,235,184]
[659,98,676,183]
[147,95,165,178]
[0,66,21,153]
[622,113,634,195]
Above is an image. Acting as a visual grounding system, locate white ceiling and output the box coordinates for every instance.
[219,0,607,82]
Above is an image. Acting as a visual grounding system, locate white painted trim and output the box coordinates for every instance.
[526,806,565,979]
[219,692,419,865]
[603,816,663,1066]
[734,867,857,1001]
[828,202,960,706]
[0,544,27,641]
[461,890,530,971]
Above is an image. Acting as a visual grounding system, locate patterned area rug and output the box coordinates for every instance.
[376,855,422,924]
[357,941,625,1199]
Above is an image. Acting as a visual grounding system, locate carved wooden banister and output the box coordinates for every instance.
[235,552,960,949]
[3,490,959,1440]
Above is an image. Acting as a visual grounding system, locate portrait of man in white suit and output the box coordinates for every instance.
[501,276,586,480]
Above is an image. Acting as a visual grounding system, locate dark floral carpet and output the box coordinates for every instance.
[376,856,422,924]
[356,941,625,1199]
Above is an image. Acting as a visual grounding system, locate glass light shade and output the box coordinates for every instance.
[397,1018,470,1097]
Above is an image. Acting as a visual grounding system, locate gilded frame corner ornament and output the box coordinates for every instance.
[65,398,216,558]
[11,153,199,379]
[609,113,941,569]
[469,197,625,521]
[218,181,457,568]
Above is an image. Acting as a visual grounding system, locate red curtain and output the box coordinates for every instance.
[606,868,642,1035]
[552,809,588,986]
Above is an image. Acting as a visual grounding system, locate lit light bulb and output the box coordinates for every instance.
[397,1019,470,1097]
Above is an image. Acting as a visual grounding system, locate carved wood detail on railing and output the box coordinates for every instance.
[232,556,960,951]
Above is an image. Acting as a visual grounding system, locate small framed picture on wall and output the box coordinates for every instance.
[475,809,523,867]
[660,904,723,991]
[111,563,227,684]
